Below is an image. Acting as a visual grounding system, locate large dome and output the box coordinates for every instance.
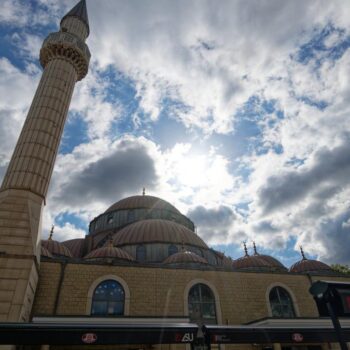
[110,219,208,248]
[105,195,181,214]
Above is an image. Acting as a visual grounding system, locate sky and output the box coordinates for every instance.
[1,0,350,267]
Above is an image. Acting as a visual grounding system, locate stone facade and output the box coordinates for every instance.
[32,260,350,350]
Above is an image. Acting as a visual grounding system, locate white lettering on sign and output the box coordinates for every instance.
[182,333,194,342]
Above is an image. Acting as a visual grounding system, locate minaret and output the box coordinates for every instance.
[0,0,90,322]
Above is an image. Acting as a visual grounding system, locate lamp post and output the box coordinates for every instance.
[309,281,349,350]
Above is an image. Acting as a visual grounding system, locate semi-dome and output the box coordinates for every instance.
[84,246,134,261]
[42,239,72,258]
[289,247,333,273]
[62,238,84,258]
[111,219,208,248]
[105,195,181,214]
[163,251,208,265]
[41,246,53,258]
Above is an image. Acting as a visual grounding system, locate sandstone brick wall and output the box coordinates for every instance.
[33,261,328,322]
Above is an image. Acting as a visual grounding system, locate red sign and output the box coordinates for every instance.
[292,333,303,342]
[82,333,97,344]
[346,296,350,310]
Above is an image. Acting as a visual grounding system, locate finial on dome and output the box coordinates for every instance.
[142,187,146,196]
[48,225,54,241]
[243,241,249,256]
[253,241,258,255]
[300,245,307,260]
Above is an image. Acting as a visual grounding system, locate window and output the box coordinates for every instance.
[136,245,146,262]
[91,280,125,316]
[127,210,135,223]
[188,283,217,324]
[269,286,295,318]
[168,245,178,256]
[107,213,114,224]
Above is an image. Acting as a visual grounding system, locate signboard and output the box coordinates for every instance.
[0,323,198,345]
[202,325,350,344]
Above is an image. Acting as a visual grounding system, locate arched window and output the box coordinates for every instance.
[168,245,178,256]
[269,286,295,318]
[188,283,217,324]
[136,245,146,262]
[91,280,125,315]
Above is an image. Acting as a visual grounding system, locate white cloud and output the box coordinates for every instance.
[3,0,350,265]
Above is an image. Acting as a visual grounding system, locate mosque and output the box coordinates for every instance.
[0,1,349,350]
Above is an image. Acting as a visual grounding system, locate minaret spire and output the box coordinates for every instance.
[61,0,90,36]
[0,0,90,322]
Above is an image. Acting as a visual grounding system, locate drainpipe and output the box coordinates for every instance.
[53,261,67,314]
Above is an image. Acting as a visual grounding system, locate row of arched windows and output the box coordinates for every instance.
[91,279,296,321]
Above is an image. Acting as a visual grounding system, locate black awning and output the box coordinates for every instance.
[0,322,198,345]
[202,325,350,344]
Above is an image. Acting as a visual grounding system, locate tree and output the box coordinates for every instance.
[331,264,350,275]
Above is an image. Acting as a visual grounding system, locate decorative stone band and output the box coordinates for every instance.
[40,31,90,81]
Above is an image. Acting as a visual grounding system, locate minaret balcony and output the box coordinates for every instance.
[40,31,91,80]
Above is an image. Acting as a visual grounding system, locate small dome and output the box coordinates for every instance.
[289,258,333,273]
[257,254,286,270]
[232,255,272,270]
[111,219,208,248]
[251,244,287,271]
[213,250,234,267]
[41,246,53,258]
[62,238,84,258]
[105,195,181,214]
[42,240,72,258]
[84,246,134,261]
[163,251,208,265]
[290,247,334,274]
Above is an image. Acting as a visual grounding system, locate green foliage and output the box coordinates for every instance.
[331,264,350,275]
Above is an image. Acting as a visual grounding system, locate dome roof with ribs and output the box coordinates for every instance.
[42,239,72,258]
[41,246,53,258]
[62,238,84,258]
[111,219,208,248]
[84,246,134,261]
[289,247,333,273]
[163,251,208,264]
[252,243,287,271]
[232,254,272,270]
[105,195,181,214]
[289,259,333,273]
